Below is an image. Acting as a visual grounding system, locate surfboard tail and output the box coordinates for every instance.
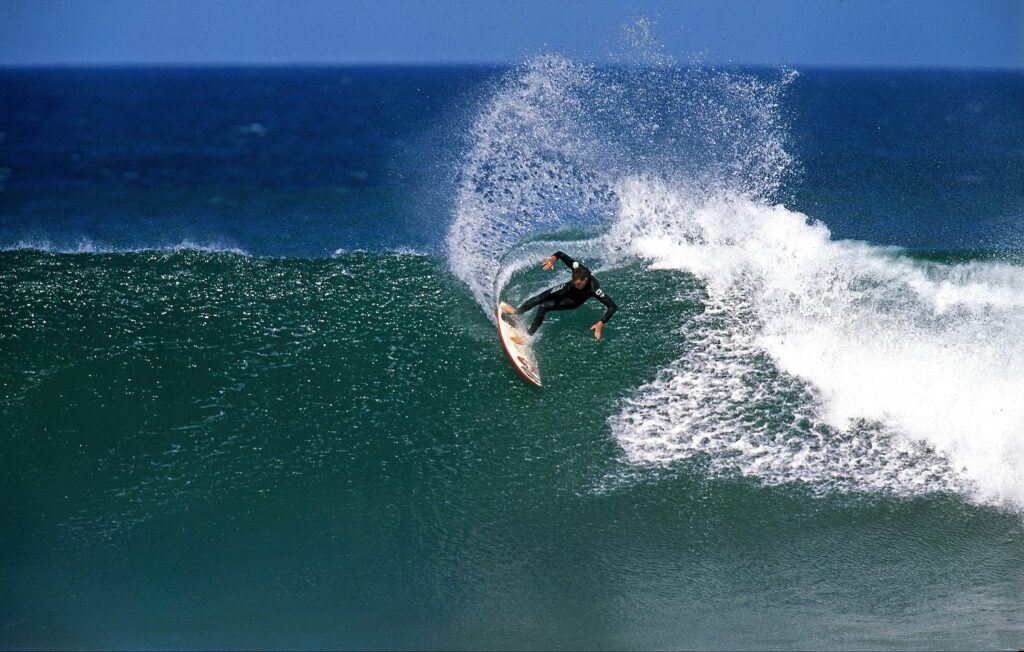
[496,302,542,386]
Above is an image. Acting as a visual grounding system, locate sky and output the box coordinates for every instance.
[1,0,1022,69]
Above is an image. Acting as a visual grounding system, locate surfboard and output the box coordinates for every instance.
[497,302,542,387]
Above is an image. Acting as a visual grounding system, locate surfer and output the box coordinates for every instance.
[502,251,617,341]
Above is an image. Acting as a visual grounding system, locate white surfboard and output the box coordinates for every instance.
[497,302,542,387]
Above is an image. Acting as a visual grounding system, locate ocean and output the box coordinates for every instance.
[1,60,1022,649]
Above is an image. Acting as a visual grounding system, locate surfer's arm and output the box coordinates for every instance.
[589,288,616,341]
[542,252,574,270]
[552,251,576,270]
[592,283,617,324]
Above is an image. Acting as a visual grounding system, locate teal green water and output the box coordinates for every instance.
[2,250,1022,649]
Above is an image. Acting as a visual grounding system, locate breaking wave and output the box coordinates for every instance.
[445,33,1024,510]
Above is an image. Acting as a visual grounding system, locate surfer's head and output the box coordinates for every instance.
[571,262,590,289]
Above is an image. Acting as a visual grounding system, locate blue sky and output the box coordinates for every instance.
[1,0,1021,68]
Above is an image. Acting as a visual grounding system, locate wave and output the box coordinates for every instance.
[445,35,1023,511]
[608,178,1024,510]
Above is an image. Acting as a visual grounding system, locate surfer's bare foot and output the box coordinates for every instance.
[510,335,524,346]
[500,303,516,315]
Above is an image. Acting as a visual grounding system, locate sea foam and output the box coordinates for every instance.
[609,177,1024,509]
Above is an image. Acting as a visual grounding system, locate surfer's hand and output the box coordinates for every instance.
[590,321,604,340]
[542,256,556,270]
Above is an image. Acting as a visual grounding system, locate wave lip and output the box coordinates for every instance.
[1,237,250,256]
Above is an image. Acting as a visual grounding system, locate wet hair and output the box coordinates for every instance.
[571,262,590,283]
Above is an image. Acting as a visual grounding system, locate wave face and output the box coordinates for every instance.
[446,47,1024,511]
[1,249,476,542]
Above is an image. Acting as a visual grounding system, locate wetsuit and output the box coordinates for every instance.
[515,251,618,335]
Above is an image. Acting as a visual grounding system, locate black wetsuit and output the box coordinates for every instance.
[515,251,618,335]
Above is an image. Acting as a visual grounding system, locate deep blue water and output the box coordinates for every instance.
[2,67,1021,255]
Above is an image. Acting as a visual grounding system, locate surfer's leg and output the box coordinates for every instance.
[516,288,556,315]
[526,300,556,335]
[526,297,577,335]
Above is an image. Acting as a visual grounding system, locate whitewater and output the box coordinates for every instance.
[446,52,1024,511]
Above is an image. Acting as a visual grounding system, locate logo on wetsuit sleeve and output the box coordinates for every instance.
[595,288,605,297]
